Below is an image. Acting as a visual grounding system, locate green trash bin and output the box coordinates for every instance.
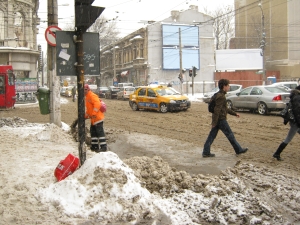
[37,87,50,115]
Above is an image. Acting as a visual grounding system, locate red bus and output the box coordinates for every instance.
[0,65,16,109]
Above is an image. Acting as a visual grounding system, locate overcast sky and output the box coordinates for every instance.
[37,0,234,52]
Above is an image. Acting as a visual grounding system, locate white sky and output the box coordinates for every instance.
[37,0,234,52]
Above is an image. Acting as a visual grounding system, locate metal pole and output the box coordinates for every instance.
[41,51,44,86]
[75,28,86,166]
[179,28,183,94]
[47,0,61,126]
[259,2,266,85]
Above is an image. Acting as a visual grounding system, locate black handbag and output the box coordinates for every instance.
[280,102,295,125]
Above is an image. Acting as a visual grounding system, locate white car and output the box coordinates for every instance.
[117,86,135,100]
[203,84,243,103]
[269,81,299,91]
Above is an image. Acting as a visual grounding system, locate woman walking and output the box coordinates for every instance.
[273,85,300,160]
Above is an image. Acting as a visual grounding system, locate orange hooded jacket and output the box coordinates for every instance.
[85,90,105,125]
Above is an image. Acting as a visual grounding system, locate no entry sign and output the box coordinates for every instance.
[45,26,62,47]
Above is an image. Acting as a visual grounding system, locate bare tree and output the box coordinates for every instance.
[88,15,120,48]
[205,5,235,50]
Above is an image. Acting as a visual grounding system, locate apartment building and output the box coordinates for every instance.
[0,0,39,79]
[232,0,300,80]
[100,5,215,88]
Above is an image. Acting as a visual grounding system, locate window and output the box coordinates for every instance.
[250,87,262,95]
[7,70,15,85]
[147,89,156,97]
[138,88,146,96]
[230,85,240,91]
[0,75,4,94]
[239,88,251,96]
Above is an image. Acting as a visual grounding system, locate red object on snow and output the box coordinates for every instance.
[54,154,79,181]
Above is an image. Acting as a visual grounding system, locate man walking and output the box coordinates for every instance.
[203,79,248,157]
[84,84,107,152]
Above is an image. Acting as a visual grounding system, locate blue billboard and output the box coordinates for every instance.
[162,24,200,70]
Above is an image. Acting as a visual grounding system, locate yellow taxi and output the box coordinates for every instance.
[129,85,191,113]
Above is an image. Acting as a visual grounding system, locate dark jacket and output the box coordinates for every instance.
[212,89,237,126]
[290,89,300,127]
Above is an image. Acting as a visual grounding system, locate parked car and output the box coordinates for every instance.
[64,86,75,97]
[226,85,290,115]
[96,86,109,98]
[105,86,120,99]
[268,81,299,91]
[117,86,135,100]
[60,86,69,96]
[203,84,243,103]
[129,85,191,113]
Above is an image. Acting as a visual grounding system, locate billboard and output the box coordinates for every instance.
[216,49,263,71]
[56,31,100,76]
[162,24,199,70]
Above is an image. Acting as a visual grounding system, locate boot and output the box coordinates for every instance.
[273,142,287,161]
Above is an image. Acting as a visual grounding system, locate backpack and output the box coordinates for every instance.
[208,93,218,113]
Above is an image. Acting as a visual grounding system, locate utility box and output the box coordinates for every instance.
[267,76,276,85]
[37,87,50,115]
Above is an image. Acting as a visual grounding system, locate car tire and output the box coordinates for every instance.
[160,103,168,113]
[257,102,268,115]
[226,100,233,109]
[131,102,139,111]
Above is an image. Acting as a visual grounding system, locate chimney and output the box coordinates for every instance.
[189,5,198,11]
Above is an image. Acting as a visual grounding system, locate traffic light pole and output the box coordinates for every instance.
[75,28,86,166]
[75,0,105,165]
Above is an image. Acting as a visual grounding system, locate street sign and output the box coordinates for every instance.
[45,26,62,47]
[56,31,100,76]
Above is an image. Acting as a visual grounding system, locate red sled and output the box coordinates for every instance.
[54,153,79,182]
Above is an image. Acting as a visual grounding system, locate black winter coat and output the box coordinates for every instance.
[290,89,300,127]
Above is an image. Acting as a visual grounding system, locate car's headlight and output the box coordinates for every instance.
[169,100,176,103]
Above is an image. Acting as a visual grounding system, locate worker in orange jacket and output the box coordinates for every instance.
[84,84,107,152]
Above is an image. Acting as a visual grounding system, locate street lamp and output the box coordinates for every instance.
[258,2,266,85]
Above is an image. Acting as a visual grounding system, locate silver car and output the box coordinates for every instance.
[226,85,290,115]
[203,84,243,103]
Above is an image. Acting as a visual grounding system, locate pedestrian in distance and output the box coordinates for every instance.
[202,79,248,157]
[273,85,300,161]
[72,85,76,102]
[84,84,107,153]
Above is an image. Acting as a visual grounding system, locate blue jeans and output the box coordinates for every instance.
[203,120,243,155]
[283,122,300,144]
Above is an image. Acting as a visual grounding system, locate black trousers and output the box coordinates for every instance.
[90,122,106,150]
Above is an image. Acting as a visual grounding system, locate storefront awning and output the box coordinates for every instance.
[121,71,128,77]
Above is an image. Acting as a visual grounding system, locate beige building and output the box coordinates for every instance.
[232,0,300,80]
[0,0,39,79]
[100,5,215,91]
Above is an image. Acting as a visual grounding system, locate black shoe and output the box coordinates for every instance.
[202,153,215,158]
[237,148,248,155]
[273,154,283,161]
[90,146,99,152]
[97,146,107,152]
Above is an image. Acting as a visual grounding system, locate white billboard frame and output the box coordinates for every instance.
[216,49,263,71]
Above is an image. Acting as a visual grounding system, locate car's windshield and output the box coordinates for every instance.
[265,87,289,93]
[156,88,178,96]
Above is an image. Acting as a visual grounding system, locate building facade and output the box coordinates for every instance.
[232,0,300,80]
[100,5,215,91]
[0,0,39,79]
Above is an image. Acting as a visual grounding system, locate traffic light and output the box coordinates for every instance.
[189,69,193,77]
[192,66,197,77]
[75,0,105,32]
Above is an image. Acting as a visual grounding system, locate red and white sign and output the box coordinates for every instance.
[44,25,61,47]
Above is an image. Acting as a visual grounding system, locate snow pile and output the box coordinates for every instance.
[37,152,159,224]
